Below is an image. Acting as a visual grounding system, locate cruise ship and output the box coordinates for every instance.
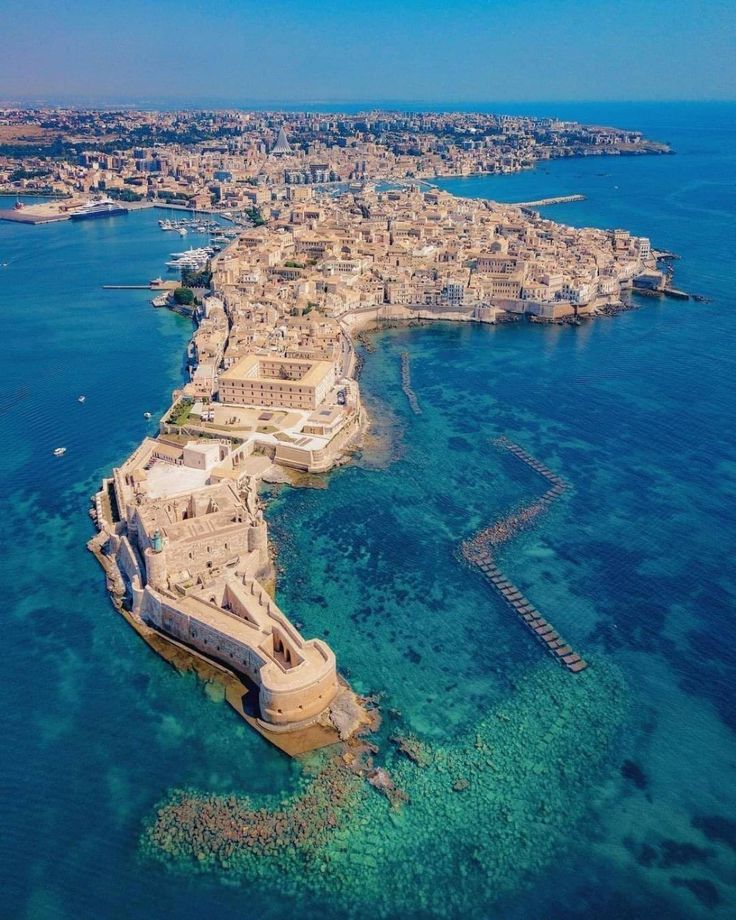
[70,198,129,221]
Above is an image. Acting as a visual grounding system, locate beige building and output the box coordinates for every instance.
[219,353,335,410]
[140,576,338,726]
[99,447,340,731]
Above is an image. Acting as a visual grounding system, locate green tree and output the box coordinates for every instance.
[173,287,194,306]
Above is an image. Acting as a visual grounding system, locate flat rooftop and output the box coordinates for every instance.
[144,461,210,499]
[220,353,334,388]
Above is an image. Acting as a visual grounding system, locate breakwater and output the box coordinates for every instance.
[400,351,422,414]
[513,194,585,208]
[462,437,588,673]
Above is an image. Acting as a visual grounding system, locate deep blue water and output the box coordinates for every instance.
[1,102,735,919]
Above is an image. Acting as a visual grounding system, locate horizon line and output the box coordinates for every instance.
[2,97,735,109]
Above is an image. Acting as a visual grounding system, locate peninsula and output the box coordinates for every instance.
[89,171,667,752]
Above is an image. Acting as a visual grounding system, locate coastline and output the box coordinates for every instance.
[4,98,735,919]
[86,174,686,756]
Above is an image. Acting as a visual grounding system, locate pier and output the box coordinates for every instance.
[102,280,179,291]
[400,352,422,414]
[0,207,69,224]
[102,284,152,290]
[462,437,588,673]
[633,286,691,301]
[512,194,585,208]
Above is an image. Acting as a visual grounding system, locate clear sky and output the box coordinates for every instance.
[0,0,733,104]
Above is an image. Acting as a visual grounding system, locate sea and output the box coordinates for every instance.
[1,101,734,920]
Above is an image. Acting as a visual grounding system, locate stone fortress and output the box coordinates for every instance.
[90,181,660,751]
[92,432,346,747]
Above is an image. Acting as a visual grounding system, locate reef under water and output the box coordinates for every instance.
[142,660,628,918]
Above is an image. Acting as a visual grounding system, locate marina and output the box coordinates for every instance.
[165,246,214,270]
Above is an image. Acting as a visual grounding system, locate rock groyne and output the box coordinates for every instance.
[400,351,422,415]
[462,437,588,673]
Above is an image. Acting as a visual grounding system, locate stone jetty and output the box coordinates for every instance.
[513,194,586,208]
[400,351,422,414]
[462,437,588,673]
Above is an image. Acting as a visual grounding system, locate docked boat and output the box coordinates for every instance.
[151,293,169,308]
[170,246,214,258]
[53,447,67,456]
[70,198,129,221]
[166,246,212,270]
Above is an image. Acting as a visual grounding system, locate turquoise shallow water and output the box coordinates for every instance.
[2,102,736,919]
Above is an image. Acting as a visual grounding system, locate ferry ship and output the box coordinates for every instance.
[70,198,129,221]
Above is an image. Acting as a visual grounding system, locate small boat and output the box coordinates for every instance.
[144,411,152,419]
[78,395,86,403]
[53,447,67,456]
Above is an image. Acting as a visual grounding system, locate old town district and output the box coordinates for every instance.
[90,184,655,750]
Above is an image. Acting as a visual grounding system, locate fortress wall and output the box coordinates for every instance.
[141,589,189,643]
[259,648,339,725]
[273,408,363,472]
[142,589,265,684]
[117,536,145,614]
[118,536,142,584]
[141,586,338,727]
[341,303,492,332]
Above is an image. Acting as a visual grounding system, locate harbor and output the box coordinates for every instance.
[0,196,146,224]
[0,198,250,227]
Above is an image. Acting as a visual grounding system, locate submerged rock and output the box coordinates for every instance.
[390,733,432,767]
[141,660,629,920]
